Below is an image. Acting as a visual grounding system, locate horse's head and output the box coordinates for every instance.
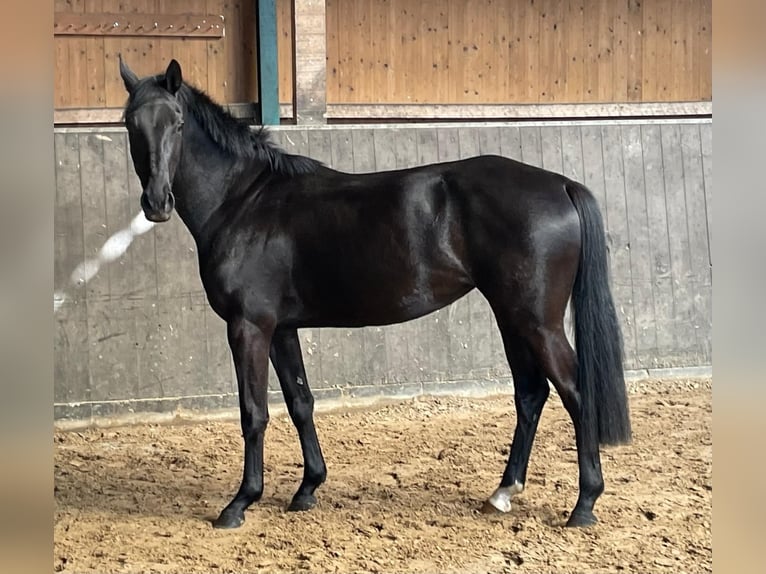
[120,57,185,223]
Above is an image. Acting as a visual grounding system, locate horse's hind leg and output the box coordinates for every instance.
[527,326,605,527]
[270,328,327,512]
[482,329,550,514]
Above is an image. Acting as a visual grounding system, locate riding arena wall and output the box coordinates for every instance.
[53,119,712,425]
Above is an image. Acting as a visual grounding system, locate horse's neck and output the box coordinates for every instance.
[171,118,242,243]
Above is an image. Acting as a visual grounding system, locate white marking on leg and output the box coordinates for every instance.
[487,481,524,513]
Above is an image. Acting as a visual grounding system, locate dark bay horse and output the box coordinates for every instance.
[119,58,631,530]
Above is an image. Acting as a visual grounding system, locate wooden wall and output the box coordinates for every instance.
[54,120,712,421]
[54,0,295,111]
[326,0,712,105]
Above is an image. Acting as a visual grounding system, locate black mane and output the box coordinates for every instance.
[125,77,321,177]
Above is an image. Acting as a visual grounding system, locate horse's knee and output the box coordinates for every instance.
[242,411,269,439]
[290,395,315,426]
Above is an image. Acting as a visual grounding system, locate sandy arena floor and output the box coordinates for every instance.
[54,379,712,574]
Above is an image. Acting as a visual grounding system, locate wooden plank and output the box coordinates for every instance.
[206,0,226,103]
[621,125,656,367]
[54,133,90,405]
[596,0,615,102]
[276,0,294,105]
[394,128,419,169]
[55,34,71,108]
[564,0,584,103]
[457,127,480,160]
[478,126,501,156]
[641,0,658,102]
[422,0,451,103]
[561,125,585,182]
[416,127,439,165]
[120,119,162,401]
[181,0,210,94]
[540,125,564,174]
[101,132,133,300]
[78,133,113,401]
[489,0,509,104]
[654,0,673,101]
[350,129,375,173]
[325,0,339,103]
[612,0,629,103]
[680,124,712,361]
[436,126,460,162]
[83,1,105,108]
[222,0,243,104]
[699,0,712,100]
[685,0,701,101]
[659,124,697,360]
[329,128,354,173]
[506,0,527,103]
[101,0,129,109]
[103,0,157,109]
[582,0,599,102]
[152,209,209,400]
[670,0,694,102]
[699,123,712,262]
[601,126,637,368]
[499,126,522,161]
[525,0,541,102]
[308,129,333,167]
[519,126,542,168]
[579,125,607,218]
[445,0,462,103]
[78,134,109,302]
[370,128,395,172]
[100,131,140,400]
[626,0,644,102]
[66,0,88,108]
[539,0,565,102]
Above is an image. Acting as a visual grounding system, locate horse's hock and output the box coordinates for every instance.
[54,379,712,573]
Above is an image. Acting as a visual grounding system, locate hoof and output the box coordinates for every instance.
[287,494,317,512]
[212,509,245,529]
[565,510,598,528]
[480,499,508,514]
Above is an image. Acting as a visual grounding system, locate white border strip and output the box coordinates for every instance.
[54,116,712,135]
[326,101,712,120]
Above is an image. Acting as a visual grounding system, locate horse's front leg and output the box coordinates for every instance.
[270,328,327,511]
[213,316,273,529]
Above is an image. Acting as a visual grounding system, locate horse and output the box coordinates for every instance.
[119,57,631,530]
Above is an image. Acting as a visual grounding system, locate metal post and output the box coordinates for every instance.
[257,0,280,125]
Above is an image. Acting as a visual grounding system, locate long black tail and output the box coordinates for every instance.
[565,180,632,447]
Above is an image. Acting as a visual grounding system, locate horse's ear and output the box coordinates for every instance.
[119,54,139,93]
[164,59,183,95]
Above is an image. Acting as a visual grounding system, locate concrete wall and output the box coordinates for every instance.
[53,120,712,422]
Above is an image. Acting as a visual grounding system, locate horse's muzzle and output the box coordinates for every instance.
[141,189,175,222]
